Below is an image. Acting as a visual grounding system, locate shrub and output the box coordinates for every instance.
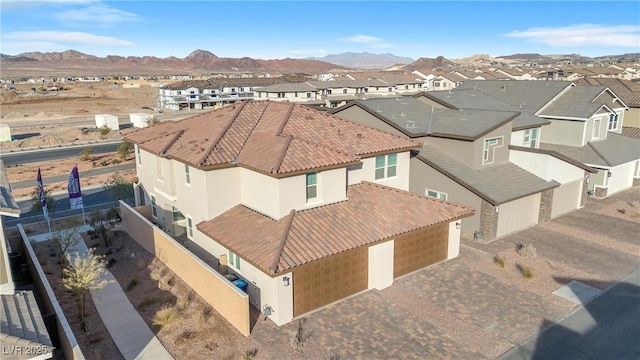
[125,279,139,292]
[516,243,537,259]
[98,125,111,139]
[138,295,161,310]
[152,306,182,328]
[493,255,505,268]
[106,258,116,268]
[290,319,311,350]
[517,264,534,279]
[244,348,258,360]
[80,147,93,161]
[100,160,109,166]
[197,306,212,325]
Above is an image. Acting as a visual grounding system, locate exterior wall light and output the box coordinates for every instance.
[607,172,612,178]
[495,206,500,213]
[283,276,290,287]
[455,222,461,230]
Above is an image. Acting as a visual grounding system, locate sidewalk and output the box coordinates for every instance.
[30,226,173,360]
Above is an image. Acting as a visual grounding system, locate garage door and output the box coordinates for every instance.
[552,180,582,218]
[394,223,448,278]
[292,246,368,317]
[496,193,540,238]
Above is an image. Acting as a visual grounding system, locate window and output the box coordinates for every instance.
[306,172,318,201]
[375,154,398,180]
[136,145,141,165]
[185,164,191,184]
[187,216,194,239]
[426,189,448,201]
[388,87,393,92]
[277,92,285,98]
[228,250,240,269]
[172,206,184,222]
[343,88,347,94]
[294,92,298,97]
[483,137,503,165]
[306,92,311,98]
[608,113,619,131]
[593,118,601,139]
[523,128,539,148]
[151,195,157,218]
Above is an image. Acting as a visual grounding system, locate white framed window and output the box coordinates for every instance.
[306,172,318,202]
[608,113,619,131]
[184,164,191,184]
[375,153,398,180]
[425,189,448,201]
[523,128,539,148]
[136,145,142,165]
[151,195,157,218]
[593,118,601,139]
[228,250,240,270]
[483,137,504,165]
[306,92,311,98]
[186,216,194,239]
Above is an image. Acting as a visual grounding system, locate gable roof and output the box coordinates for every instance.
[455,80,574,114]
[540,133,640,167]
[415,145,558,205]
[538,85,628,120]
[335,97,518,141]
[575,78,640,107]
[125,101,420,176]
[419,90,550,130]
[197,181,474,275]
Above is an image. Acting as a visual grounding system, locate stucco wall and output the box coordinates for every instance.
[509,149,585,184]
[543,119,587,147]
[120,201,251,336]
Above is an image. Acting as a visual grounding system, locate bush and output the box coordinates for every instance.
[517,264,534,279]
[125,279,139,292]
[152,306,182,328]
[493,255,505,268]
[516,243,537,259]
[98,125,111,139]
[290,319,311,350]
[138,295,161,310]
[244,348,258,360]
[80,147,93,161]
[197,306,212,325]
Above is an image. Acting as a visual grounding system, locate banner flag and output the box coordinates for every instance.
[68,164,84,210]
[36,168,49,220]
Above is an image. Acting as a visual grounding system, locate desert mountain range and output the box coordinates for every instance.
[1,49,638,78]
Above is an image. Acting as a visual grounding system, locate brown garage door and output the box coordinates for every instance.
[394,223,449,278]
[293,246,368,317]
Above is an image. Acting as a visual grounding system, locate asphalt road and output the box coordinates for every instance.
[5,187,129,229]
[0,141,122,166]
[501,268,640,360]
[10,163,135,190]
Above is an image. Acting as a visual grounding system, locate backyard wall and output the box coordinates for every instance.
[18,224,86,360]
[119,201,251,336]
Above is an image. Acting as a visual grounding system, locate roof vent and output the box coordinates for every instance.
[357,133,363,139]
[405,120,416,129]
[401,111,406,116]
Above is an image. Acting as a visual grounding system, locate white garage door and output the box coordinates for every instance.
[551,180,582,218]
[497,193,540,238]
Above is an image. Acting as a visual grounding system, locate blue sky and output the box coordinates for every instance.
[1,1,638,60]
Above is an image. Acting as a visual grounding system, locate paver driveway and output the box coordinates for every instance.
[251,189,640,359]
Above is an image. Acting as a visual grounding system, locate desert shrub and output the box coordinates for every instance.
[80,147,93,161]
[152,306,182,328]
[106,258,116,268]
[517,264,534,279]
[88,333,105,344]
[197,306,212,325]
[98,125,111,138]
[125,279,139,292]
[493,255,505,268]
[516,243,537,259]
[112,159,121,164]
[100,160,109,166]
[290,319,311,350]
[617,208,626,214]
[244,348,258,360]
[330,355,341,360]
[138,295,162,310]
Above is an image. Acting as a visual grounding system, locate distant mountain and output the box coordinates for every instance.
[496,53,550,61]
[1,49,346,77]
[402,56,455,71]
[308,52,414,69]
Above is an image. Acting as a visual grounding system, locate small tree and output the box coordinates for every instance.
[118,141,132,161]
[89,210,113,248]
[51,227,81,270]
[98,125,111,139]
[104,174,134,206]
[30,186,56,222]
[145,116,160,127]
[80,147,94,161]
[63,249,111,332]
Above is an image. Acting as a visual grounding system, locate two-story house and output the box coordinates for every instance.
[125,101,473,325]
[330,97,580,241]
[456,81,639,198]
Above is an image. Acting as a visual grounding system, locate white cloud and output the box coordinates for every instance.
[4,31,134,46]
[1,41,59,50]
[505,24,640,47]
[53,4,140,26]
[286,48,327,56]
[341,35,384,44]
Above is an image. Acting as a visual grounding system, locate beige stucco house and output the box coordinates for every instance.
[125,100,473,325]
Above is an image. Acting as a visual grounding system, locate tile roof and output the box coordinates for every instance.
[540,133,640,167]
[253,82,318,92]
[622,126,640,139]
[342,97,518,140]
[538,86,611,119]
[422,90,550,130]
[416,145,558,205]
[125,101,420,176]
[0,160,20,216]
[575,78,640,107]
[162,78,285,90]
[197,181,474,275]
[455,80,574,114]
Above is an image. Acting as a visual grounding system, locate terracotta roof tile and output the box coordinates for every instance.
[125,100,420,175]
[197,182,474,275]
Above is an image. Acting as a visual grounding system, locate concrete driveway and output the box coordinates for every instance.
[250,188,640,359]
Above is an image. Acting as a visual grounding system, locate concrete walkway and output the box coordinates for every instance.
[30,226,173,360]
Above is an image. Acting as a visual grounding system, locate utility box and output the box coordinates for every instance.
[95,114,119,131]
[129,113,154,128]
[0,124,11,142]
